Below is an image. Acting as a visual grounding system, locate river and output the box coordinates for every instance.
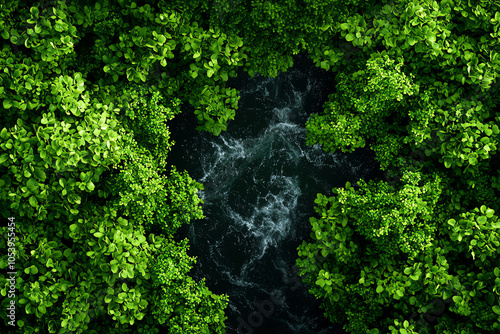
[168,54,381,334]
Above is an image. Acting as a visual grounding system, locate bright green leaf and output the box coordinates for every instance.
[3,99,12,109]
[29,196,38,207]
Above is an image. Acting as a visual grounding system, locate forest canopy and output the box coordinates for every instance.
[0,0,499,333]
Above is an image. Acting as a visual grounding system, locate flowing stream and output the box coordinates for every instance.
[169,54,381,334]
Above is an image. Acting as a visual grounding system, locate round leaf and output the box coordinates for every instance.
[29,196,38,207]
[346,33,355,42]
[3,99,12,109]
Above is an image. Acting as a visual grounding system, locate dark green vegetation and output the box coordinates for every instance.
[0,0,499,334]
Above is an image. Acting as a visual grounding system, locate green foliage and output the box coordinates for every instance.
[297,178,500,332]
[120,84,181,168]
[150,238,228,333]
[2,1,80,62]
[306,52,421,160]
[336,171,442,259]
[0,1,228,332]
[177,24,247,134]
[0,203,157,333]
[0,102,123,221]
[446,206,500,262]
[388,319,418,334]
[105,117,204,235]
[207,0,373,77]
[300,0,500,333]
[189,84,239,135]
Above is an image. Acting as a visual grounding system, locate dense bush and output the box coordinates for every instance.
[0,1,230,333]
[298,0,500,332]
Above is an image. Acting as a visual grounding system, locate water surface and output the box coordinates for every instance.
[169,54,381,334]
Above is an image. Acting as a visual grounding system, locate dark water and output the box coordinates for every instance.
[168,54,381,334]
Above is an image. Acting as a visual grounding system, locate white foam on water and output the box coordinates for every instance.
[182,59,372,333]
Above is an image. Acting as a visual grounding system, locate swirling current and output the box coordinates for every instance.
[169,54,381,334]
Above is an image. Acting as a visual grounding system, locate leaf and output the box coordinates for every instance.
[29,196,38,207]
[477,216,487,224]
[33,168,46,181]
[38,305,46,314]
[346,33,355,42]
[426,33,436,43]
[443,289,452,300]
[376,285,384,293]
[125,265,134,278]
[94,232,104,238]
[410,274,420,281]
[493,305,500,315]
[340,23,349,30]
[0,128,7,139]
[0,153,8,165]
[3,99,12,109]
[408,36,418,46]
